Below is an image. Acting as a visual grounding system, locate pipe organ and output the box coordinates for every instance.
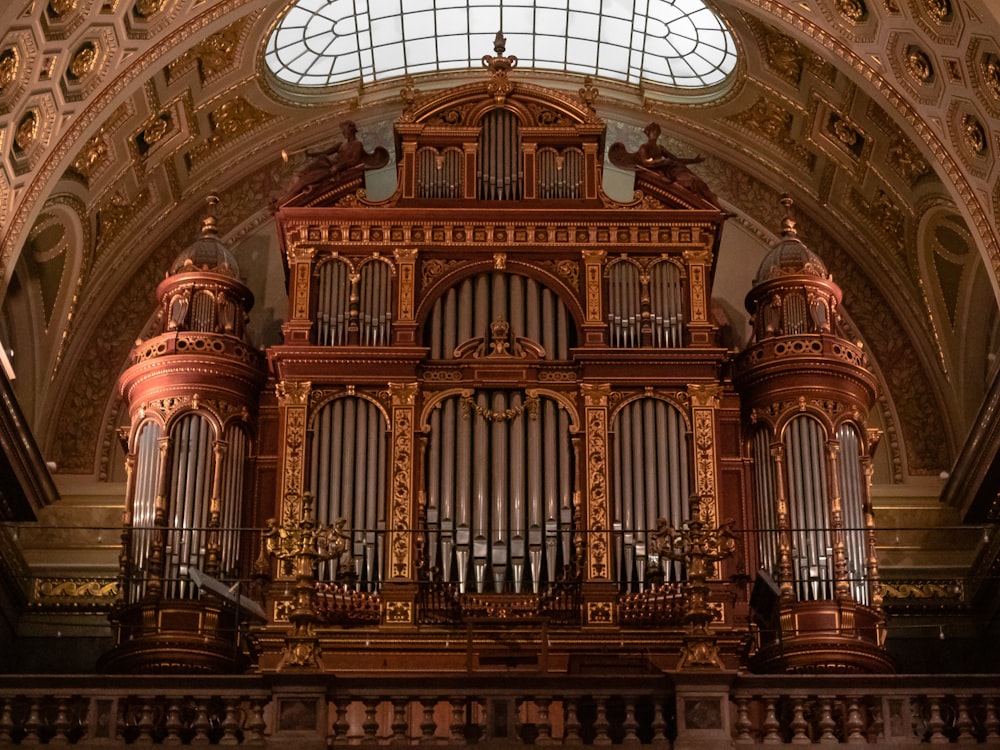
[734,204,890,672]
[107,39,891,677]
[105,201,267,673]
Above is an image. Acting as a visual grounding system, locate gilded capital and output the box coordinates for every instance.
[687,383,722,408]
[389,381,419,406]
[580,382,612,406]
[287,244,317,263]
[276,380,311,405]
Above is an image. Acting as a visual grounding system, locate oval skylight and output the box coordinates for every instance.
[265,0,737,90]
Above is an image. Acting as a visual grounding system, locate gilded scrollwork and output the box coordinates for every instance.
[586,406,610,580]
[389,404,414,579]
[765,29,803,84]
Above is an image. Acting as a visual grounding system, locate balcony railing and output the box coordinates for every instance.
[0,673,998,745]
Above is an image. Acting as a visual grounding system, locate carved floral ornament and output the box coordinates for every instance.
[68,41,98,80]
[48,0,77,17]
[835,0,867,23]
[14,110,39,152]
[961,113,988,157]
[0,48,18,91]
[983,55,1000,101]
[925,0,951,23]
[904,46,933,83]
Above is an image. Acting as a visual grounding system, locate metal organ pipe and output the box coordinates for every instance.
[218,424,247,579]
[130,421,164,602]
[612,399,690,589]
[836,423,869,605]
[309,397,387,590]
[166,414,214,600]
[750,427,780,580]
[785,415,833,601]
[317,260,350,346]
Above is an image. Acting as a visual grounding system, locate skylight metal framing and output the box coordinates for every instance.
[265,0,737,90]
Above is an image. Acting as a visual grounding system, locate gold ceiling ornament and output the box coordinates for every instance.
[835,0,866,23]
[904,46,934,84]
[887,134,930,185]
[925,0,950,22]
[48,0,77,17]
[961,114,987,157]
[765,30,803,84]
[68,42,98,80]
[0,48,19,91]
[13,110,38,152]
[982,55,1000,101]
[134,0,165,18]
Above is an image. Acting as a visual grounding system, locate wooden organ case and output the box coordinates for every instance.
[253,46,750,678]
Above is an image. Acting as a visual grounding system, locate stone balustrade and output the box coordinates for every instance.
[0,673,997,746]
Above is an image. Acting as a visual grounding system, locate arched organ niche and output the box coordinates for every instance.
[735,201,891,673]
[606,258,685,348]
[308,395,388,590]
[611,397,690,591]
[262,37,748,675]
[103,199,266,674]
[314,256,393,346]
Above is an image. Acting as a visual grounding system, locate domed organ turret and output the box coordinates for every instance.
[734,197,891,673]
[104,198,267,673]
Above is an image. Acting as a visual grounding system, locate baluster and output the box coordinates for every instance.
[818,698,837,744]
[651,698,669,747]
[330,697,351,746]
[245,698,267,745]
[361,698,380,745]
[449,697,466,745]
[868,697,885,743]
[0,698,12,743]
[956,696,975,745]
[845,697,866,744]
[535,697,553,746]
[135,699,157,745]
[49,697,72,746]
[762,698,781,745]
[985,697,1000,741]
[734,697,753,744]
[563,697,582,745]
[220,698,242,745]
[927,696,947,744]
[622,697,640,746]
[419,697,438,744]
[790,698,810,745]
[22,697,43,745]
[191,699,212,745]
[162,701,183,745]
[391,698,409,744]
[593,697,611,746]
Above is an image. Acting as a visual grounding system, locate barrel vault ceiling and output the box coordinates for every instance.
[1,0,1000,507]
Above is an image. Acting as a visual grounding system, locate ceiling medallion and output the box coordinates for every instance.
[904,46,933,83]
[925,0,951,22]
[14,110,39,152]
[68,41,98,80]
[961,114,987,157]
[835,0,867,23]
[0,48,18,91]
[983,55,1000,101]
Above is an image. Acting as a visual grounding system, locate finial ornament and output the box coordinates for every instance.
[482,30,518,103]
[202,194,220,236]
[779,193,797,237]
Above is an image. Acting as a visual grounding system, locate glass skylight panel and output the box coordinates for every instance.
[265,0,736,89]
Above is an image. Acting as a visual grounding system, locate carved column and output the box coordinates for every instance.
[394,248,419,345]
[283,244,316,344]
[581,382,616,626]
[276,381,311,528]
[687,384,722,527]
[581,250,606,346]
[683,248,714,346]
[383,382,419,627]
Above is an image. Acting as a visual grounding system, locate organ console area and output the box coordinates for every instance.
[105,38,889,679]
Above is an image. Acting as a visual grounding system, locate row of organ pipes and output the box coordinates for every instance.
[127,414,249,601]
[415,145,584,200]
[607,260,685,348]
[315,259,393,347]
[751,416,872,606]
[478,109,522,200]
[424,393,574,593]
